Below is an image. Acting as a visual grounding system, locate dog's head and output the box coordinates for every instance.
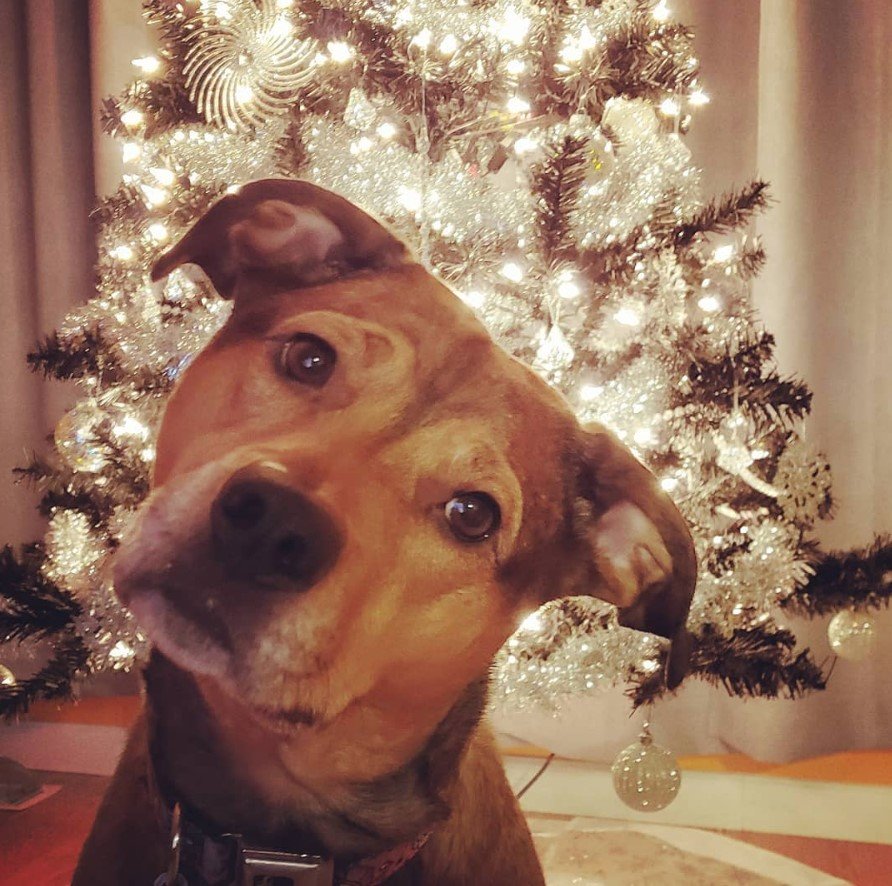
[117,179,696,739]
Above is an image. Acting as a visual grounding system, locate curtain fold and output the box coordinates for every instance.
[0,0,95,546]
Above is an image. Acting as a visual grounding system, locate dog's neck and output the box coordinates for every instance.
[143,651,486,858]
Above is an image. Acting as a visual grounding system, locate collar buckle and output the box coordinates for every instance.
[236,839,335,886]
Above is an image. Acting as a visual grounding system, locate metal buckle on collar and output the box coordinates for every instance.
[236,840,335,886]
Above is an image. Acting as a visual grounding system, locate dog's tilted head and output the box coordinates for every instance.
[116,180,696,755]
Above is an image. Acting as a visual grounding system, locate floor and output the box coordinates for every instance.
[2,771,892,885]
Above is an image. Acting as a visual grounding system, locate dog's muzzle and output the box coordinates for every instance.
[211,462,342,591]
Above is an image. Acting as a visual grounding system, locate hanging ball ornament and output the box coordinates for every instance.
[828,610,877,662]
[0,664,15,686]
[611,725,681,812]
[54,400,107,473]
[185,0,317,132]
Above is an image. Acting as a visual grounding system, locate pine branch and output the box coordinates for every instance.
[28,326,174,394]
[0,546,80,643]
[674,181,771,247]
[782,535,892,617]
[678,331,813,431]
[630,621,828,706]
[532,135,588,265]
[0,634,90,719]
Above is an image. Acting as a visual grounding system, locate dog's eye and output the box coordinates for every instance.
[279,334,337,387]
[444,492,501,542]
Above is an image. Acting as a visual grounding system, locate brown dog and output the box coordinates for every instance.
[73,180,696,886]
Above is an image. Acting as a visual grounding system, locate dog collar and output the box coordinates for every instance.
[156,800,430,886]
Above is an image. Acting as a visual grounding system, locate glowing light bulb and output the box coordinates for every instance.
[660,477,679,492]
[497,11,530,45]
[500,261,524,282]
[653,1,671,22]
[151,167,176,186]
[276,0,294,7]
[411,28,432,50]
[633,427,655,446]
[518,611,542,633]
[614,307,641,326]
[514,136,537,154]
[120,109,144,127]
[557,276,581,299]
[142,184,169,207]
[398,186,423,212]
[713,243,734,262]
[580,383,603,401]
[698,294,720,312]
[506,95,531,114]
[122,142,141,163]
[689,88,710,106]
[659,97,681,116]
[506,58,526,75]
[377,121,397,140]
[439,34,459,55]
[112,245,134,261]
[148,223,169,242]
[132,56,161,74]
[460,290,487,309]
[352,136,373,153]
[579,26,598,49]
[109,640,134,662]
[327,41,354,63]
[114,415,150,440]
[560,42,583,64]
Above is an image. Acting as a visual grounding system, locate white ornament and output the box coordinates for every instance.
[828,610,876,662]
[612,726,681,811]
[185,0,316,131]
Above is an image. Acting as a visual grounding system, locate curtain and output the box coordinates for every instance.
[499,0,892,762]
[0,0,95,547]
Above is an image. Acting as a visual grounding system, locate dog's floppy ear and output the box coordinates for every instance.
[150,179,409,298]
[564,423,697,688]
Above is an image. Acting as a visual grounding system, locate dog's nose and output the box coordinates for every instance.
[210,463,341,589]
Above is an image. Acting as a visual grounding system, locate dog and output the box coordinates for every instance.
[73,179,696,886]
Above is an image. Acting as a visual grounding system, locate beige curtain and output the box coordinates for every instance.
[0,0,95,546]
[500,0,892,762]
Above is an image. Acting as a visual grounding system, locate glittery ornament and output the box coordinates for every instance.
[185,0,316,131]
[611,726,681,812]
[0,664,15,686]
[54,401,107,473]
[828,610,877,662]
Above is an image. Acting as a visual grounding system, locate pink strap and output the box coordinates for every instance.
[338,830,432,886]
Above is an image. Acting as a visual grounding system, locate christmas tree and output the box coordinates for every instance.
[2,0,889,718]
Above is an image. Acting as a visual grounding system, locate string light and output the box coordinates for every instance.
[376,121,397,139]
[713,243,734,262]
[438,34,459,56]
[500,261,524,282]
[112,245,135,261]
[698,294,720,312]
[327,41,354,63]
[659,97,681,117]
[653,1,671,22]
[150,167,176,187]
[689,88,710,106]
[147,223,169,242]
[614,306,641,326]
[495,11,530,45]
[506,95,531,114]
[131,56,161,74]
[121,142,141,163]
[120,109,145,127]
